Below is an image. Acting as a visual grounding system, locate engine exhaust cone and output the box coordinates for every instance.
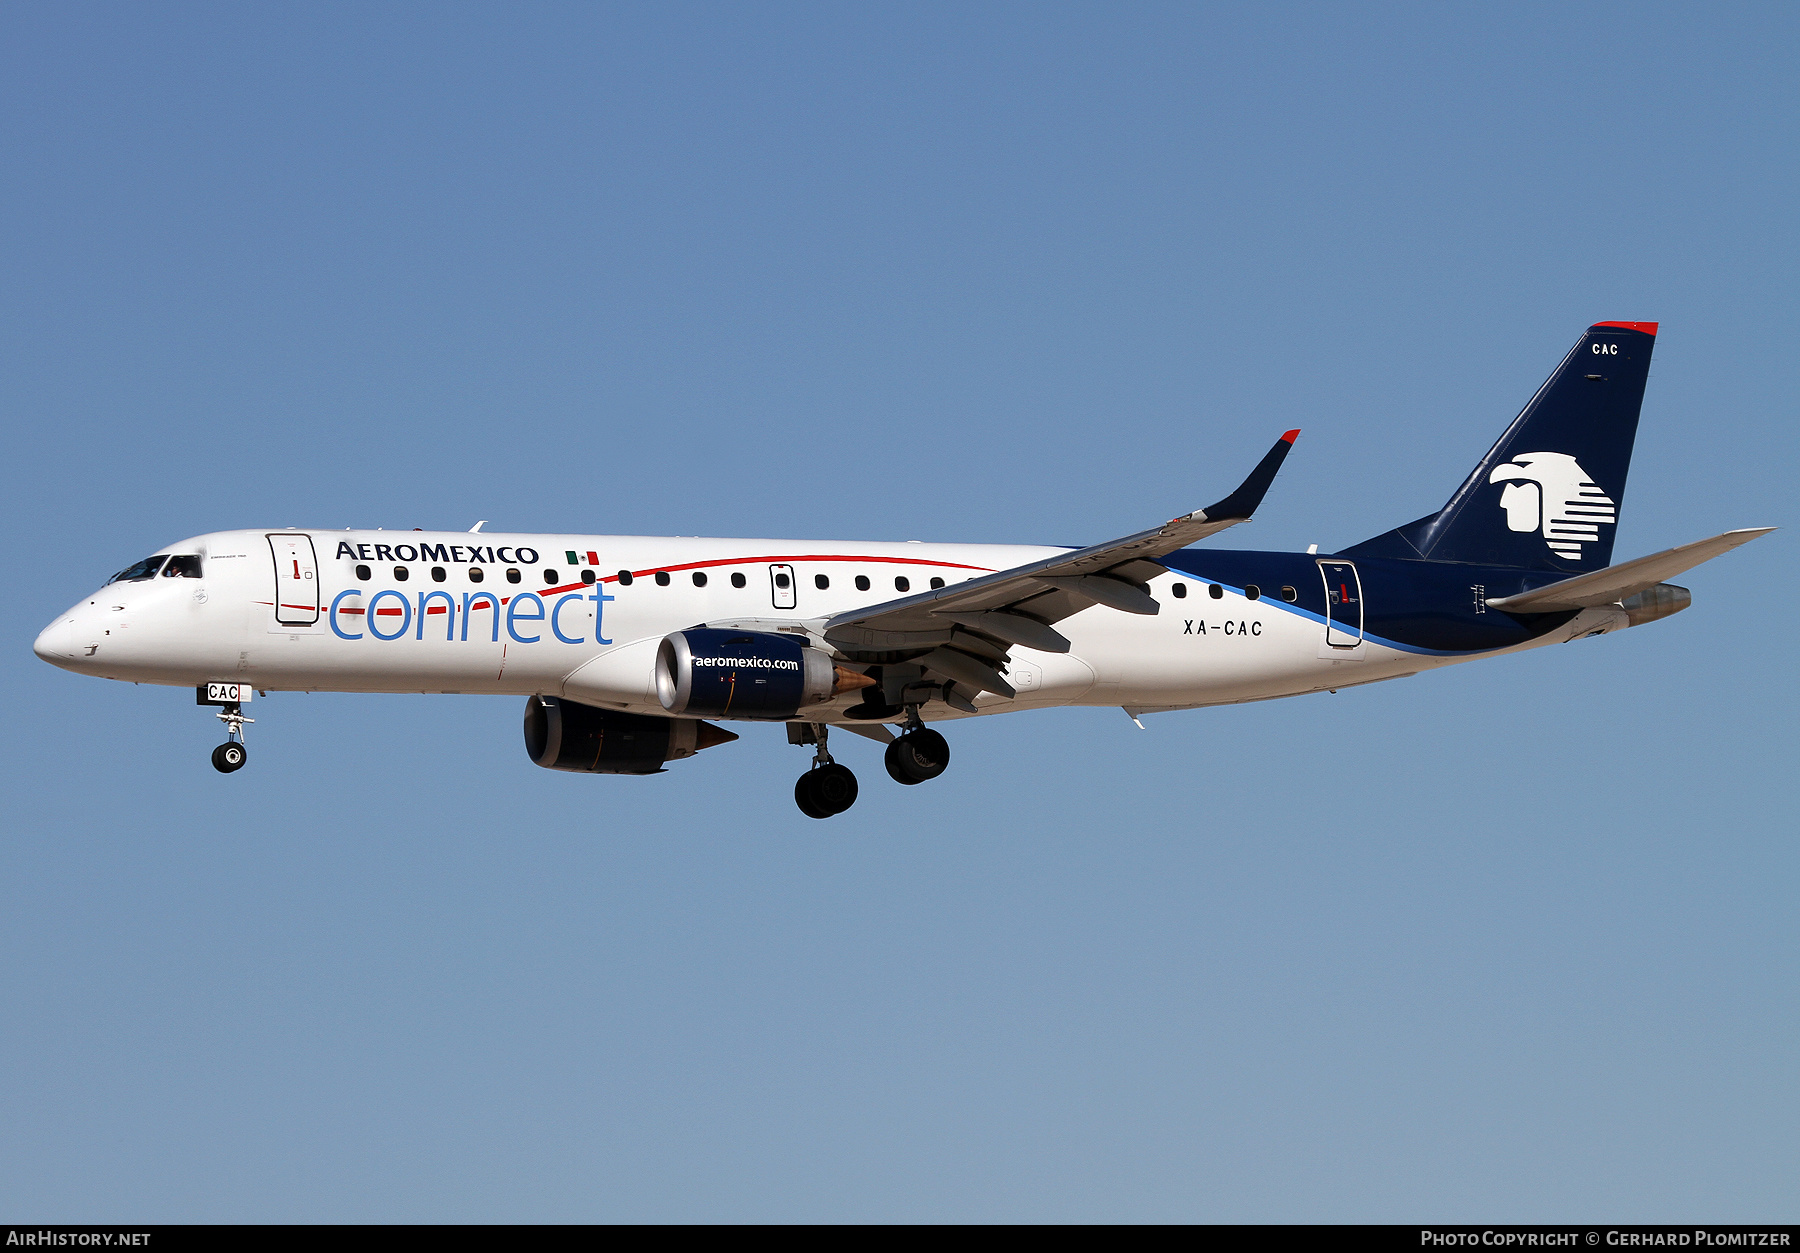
[694,721,740,751]
[833,666,876,694]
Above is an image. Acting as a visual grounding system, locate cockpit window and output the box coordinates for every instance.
[161,555,204,578]
[108,556,167,584]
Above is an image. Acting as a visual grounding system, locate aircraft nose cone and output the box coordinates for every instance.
[34,614,80,668]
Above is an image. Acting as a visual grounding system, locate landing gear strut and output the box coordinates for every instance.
[792,723,858,818]
[884,706,950,785]
[211,701,252,774]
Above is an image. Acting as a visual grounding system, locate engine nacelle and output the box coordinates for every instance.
[1620,582,1690,626]
[657,628,863,719]
[523,695,736,774]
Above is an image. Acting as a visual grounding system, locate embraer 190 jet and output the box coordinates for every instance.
[34,322,1772,816]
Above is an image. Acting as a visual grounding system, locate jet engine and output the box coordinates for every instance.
[655,628,872,719]
[523,695,737,774]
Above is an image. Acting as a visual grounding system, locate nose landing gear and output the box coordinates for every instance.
[211,701,253,774]
[790,723,858,818]
[197,684,255,773]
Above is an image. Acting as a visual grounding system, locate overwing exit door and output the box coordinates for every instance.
[769,563,797,610]
[1318,560,1362,649]
[268,533,320,626]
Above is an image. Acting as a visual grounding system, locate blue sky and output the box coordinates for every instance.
[1,2,1794,1221]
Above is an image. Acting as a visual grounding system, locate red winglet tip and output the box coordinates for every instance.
[1591,320,1658,336]
[1281,429,1300,444]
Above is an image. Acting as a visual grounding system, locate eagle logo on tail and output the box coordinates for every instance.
[1488,451,1616,562]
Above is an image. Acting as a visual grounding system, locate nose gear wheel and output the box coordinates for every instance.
[210,700,253,773]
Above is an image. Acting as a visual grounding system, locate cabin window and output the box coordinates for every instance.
[1171,582,1187,598]
[542,569,559,585]
[431,566,447,582]
[1280,585,1296,602]
[505,568,521,584]
[108,557,165,584]
[692,571,707,587]
[774,571,790,589]
[581,569,596,585]
[815,574,830,590]
[895,576,910,592]
[1208,583,1223,599]
[355,564,372,581]
[161,555,203,578]
[655,571,671,586]
[855,575,870,591]
[617,570,634,586]
[1245,584,1261,601]
[730,572,747,588]
[469,567,484,583]
[394,566,410,581]
[929,577,944,589]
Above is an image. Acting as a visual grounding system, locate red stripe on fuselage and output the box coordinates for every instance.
[311,553,1000,619]
[596,553,994,583]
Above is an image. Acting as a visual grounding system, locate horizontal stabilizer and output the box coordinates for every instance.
[1485,527,1774,613]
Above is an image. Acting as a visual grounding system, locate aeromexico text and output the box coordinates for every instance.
[693,655,799,670]
[335,540,541,564]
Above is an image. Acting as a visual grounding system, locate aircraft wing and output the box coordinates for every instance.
[1486,527,1775,613]
[823,431,1299,696]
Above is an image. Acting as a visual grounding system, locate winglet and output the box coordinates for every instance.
[1195,430,1300,522]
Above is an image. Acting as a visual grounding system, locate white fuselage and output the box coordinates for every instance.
[34,528,1613,724]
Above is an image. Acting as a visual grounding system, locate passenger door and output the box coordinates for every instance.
[268,533,320,626]
[1318,560,1362,649]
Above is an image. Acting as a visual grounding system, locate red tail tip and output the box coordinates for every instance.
[1592,321,1658,336]
[1280,429,1301,444]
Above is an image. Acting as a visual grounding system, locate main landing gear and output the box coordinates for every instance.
[211,701,252,774]
[790,708,952,816]
[885,726,950,786]
[793,723,859,819]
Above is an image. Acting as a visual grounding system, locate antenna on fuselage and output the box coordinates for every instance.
[470,521,488,533]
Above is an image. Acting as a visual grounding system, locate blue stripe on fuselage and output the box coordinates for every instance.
[1155,548,1578,656]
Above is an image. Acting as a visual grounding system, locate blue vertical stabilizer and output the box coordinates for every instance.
[1346,322,1658,570]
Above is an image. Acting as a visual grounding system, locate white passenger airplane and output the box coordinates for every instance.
[35,322,1772,816]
